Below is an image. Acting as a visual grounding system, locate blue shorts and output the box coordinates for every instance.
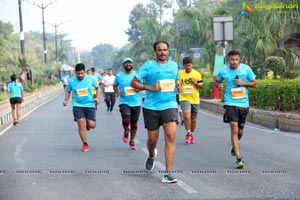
[143,108,178,131]
[73,107,96,121]
[180,101,199,116]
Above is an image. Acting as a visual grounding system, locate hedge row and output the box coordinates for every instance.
[200,78,300,112]
[249,79,300,111]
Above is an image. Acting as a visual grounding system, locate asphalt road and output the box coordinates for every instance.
[0,94,299,200]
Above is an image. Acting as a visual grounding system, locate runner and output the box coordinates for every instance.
[103,68,116,112]
[113,57,141,150]
[131,40,181,183]
[6,74,24,126]
[216,50,256,169]
[61,73,69,91]
[178,57,203,144]
[63,63,100,152]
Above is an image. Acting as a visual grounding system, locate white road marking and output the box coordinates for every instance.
[141,148,198,194]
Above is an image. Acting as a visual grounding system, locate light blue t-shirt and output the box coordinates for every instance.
[135,60,178,111]
[7,82,23,98]
[114,71,141,107]
[67,74,99,108]
[61,76,69,86]
[216,63,256,108]
[94,73,101,82]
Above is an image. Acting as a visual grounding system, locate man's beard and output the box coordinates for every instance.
[124,66,132,72]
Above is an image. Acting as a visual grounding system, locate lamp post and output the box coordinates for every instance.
[18,0,25,56]
[33,1,54,64]
[48,21,70,63]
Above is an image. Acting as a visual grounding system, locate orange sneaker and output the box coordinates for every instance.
[185,134,191,144]
[190,134,195,144]
[123,132,129,143]
[129,141,136,150]
[80,144,89,152]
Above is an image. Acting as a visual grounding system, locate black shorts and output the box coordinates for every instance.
[10,97,22,104]
[119,104,141,122]
[73,107,96,121]
[143,108,178,131]
[224,105,249,128]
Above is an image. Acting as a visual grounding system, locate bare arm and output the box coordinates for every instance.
[63,91,71,106]
[235,78,257,88]
[113,85,120,97]
[130,77,160,91]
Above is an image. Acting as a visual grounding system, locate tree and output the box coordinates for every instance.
[91,44,116,70]
[265,56,286,79]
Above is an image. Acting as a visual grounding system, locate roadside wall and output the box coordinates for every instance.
[0,85,63,128]
[200,99,300,133]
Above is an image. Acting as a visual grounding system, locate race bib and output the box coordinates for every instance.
[76,88,88,97]
[160,79,175,92]
[231,87,246,99]
[124,87,136,96]
[182,86,193,94]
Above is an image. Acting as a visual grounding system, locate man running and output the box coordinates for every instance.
[103,68,116,112]
[63,63,100,152]
[113,57,141,150]
[131,40,181,183]
[216,50,256,169]
[179,57,203,144]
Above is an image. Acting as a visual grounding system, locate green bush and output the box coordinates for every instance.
[249,78,300,111]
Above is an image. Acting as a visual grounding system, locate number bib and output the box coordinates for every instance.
[182,86,193,94]
[231,87,246,99]
[76,88,88,97]
[160,79,175,92]
[124,87,136,96]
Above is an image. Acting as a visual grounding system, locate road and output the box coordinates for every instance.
[0,94,299,200]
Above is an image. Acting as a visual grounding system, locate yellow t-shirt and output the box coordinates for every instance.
[92,76,98,95]
[179,69,202,104]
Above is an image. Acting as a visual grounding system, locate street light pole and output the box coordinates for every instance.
[48,21,70,63]
[18,0,25,56]
[33,1,54,64]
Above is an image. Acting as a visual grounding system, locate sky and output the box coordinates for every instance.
[0,0,149,51]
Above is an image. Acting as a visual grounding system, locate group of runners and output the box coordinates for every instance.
[6,40,256,184]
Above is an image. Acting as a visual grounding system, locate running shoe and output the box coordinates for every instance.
[15,122,20,127]
[144,148,157,171]
[13,121,17,126]
[185,134,191,144]
[190,134,195,144]
[231,147,235,156]
[80,144,89,152]
[161,173,178,183]
[123,132,129,143]
[129,141,136,150]
[236,158,245,169]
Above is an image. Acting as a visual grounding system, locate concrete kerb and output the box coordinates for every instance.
[0,85,63,130]
[200,99,300,133]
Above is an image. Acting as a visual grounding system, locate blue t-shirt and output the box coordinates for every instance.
[216,63,256,108]
[114,71,141,107]
[135,60,178,111]
[61,76,69,86]
[7,81,23,98]
[94,73,101,82]
[67,74,99,108]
